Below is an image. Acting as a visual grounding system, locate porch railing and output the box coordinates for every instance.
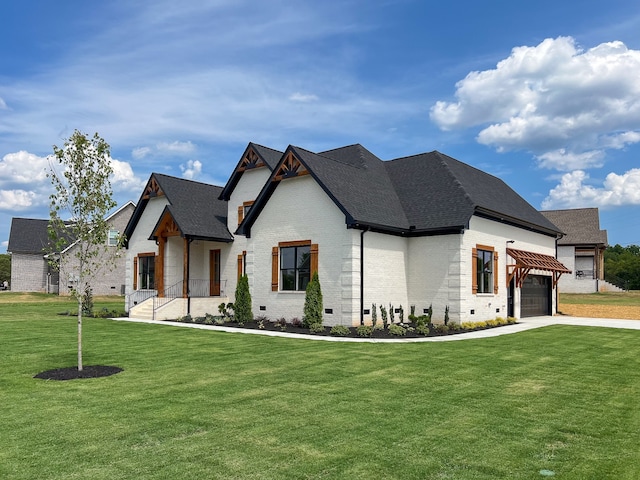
[575,269,594,279]
[152,279,227,320]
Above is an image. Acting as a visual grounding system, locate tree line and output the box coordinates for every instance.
[605,244,640,290]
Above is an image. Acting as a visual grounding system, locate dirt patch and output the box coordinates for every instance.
[559,304,640,320]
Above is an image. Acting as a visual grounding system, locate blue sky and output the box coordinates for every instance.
[2,0,640,252]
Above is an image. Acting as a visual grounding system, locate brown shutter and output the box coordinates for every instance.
[237,254,243,281]
[472,247,478,294]
[271,246,279,291]
[133,257,138,290]
[310,244,319,277]
[493,251,499,294]
[237,205,244,226]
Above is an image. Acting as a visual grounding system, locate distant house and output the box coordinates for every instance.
[7,202,135,295]
[124,143,571,325]
[541,208,619,293]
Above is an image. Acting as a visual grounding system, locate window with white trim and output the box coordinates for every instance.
[108,229,119,246]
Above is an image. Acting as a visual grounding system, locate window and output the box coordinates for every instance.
[108,229,119,246]
[472,245,498,294]
[237,201,255,226]
[281,244,310,291]
[138,254,155,290]
[271,241,318,291]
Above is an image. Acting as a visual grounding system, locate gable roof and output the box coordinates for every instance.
[8,218,56,254]
[219,142,283,200]
[124,173,232,245]
[540,208,608,246]
[240,145,562,238]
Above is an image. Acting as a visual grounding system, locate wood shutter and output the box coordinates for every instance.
[271,247,279,291]
[472,247,478,294]
[133,257,138,290]
[493,251,499,294]
[311,243,319,277]
[237,205,244,226]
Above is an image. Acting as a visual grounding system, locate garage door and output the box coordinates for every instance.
[521,275,551,317]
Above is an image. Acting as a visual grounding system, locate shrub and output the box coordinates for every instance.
[234,275,253,325]
[194,316,206,324]
[426,304,433,324]
[356,325,373,337]
[303,272,323,328]
[434,324,449,334]
[399,304,404,323]
[507,317,517,324]
[309,323,325,334]
[291,317,303,328]
[330,325,350,336]
[448,321,461,332]
[410,305,416,317]
[274,317,287,331]
[81,286,94,316]
[486,319,499,327]
[380,305,388,328]
[204,313,216,325]
[371,303,377,328]
[254,314,269,323]
[444,305,450,325]
[178,313,192,323]
[389,303,395,324]
[387,324,406,336]
[415,324,430,336]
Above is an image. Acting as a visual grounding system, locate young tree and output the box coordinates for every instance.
[303,272,323,327]
[48,130,119,371]
[234,275,253,324]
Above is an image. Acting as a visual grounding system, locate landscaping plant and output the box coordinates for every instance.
[303,272,323,329]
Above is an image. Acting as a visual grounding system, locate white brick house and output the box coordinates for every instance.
[124,143,570,325]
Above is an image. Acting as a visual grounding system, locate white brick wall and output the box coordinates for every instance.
[248,175,351,326]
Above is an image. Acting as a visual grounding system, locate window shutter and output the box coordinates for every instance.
[271,246,279,291]
[310,244,318,277]
[237,254,243,281]
[472,247,478,294]
[493,251,499,294]
[133,257,138,290]
[237,205,244,226]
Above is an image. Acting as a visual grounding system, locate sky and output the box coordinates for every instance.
[2,0,640,252]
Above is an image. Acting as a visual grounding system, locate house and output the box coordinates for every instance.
[7,202,135,295]
[540,208,618,293]
[124,142,571,325]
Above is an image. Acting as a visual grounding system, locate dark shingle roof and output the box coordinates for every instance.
[540,208,608,245]
[242,145,561,237]
[219,142,283,200]
[8,218,75,254]
[124,174,232,245]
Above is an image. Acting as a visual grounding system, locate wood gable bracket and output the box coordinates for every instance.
[143,177,164,200]
[506,248,571,289]
[238,147,266,172]
[153,210,182,239]
[273,151,309,182]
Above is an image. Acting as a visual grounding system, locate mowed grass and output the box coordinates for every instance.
[560,290,640,307]
[1,294,640,479]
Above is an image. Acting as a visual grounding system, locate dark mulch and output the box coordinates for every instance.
[169,318,513,339]
[34,365,123,381]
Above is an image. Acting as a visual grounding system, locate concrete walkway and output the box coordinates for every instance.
[112,315,640,343]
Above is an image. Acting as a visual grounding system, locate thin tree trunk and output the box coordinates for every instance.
[77,297,83,371]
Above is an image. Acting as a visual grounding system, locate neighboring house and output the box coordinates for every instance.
[7,202,135,295]
[541,208,618,293]
[124,142,571,325]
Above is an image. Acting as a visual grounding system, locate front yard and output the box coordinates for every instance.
[1,294,639,479]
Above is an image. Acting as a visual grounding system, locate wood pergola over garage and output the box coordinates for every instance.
[507,248,572,288]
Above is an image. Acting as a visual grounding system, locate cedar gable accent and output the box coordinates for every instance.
[507,248,572,288]
[142,177,164,200]
[238,147,266,171]
[272,151,309,182]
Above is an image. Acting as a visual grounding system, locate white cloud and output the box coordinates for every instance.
[0,189,39,210]
[157,141,195,155]
[0,97,6,110]
[289,92,319,102]
[0,151,49,186]
[110,158,146,193]
[542,168,640,209]
[180,159,202,180]
[536,149,605,170]
[431,37,640,170]
[132,146,151,160]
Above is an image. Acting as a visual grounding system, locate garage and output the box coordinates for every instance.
[520,275,551,317]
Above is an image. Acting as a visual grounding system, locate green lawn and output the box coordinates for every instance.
[560,291,640,306]
[1,294,640,479]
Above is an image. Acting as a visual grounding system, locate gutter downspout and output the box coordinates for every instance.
[360,227,369,325]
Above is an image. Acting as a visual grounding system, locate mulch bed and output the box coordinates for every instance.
[34,365,123,381]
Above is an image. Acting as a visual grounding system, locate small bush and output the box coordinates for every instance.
[415,324,430,336]
[303,272,323,328]
[356,325,373,337]
[275,317,287,331]
[448,321,461,332]
[507,317,517,324]
[194,316,206,324]
[234,275,253,325]
[389,304,395,324]
[399,304,404,323]
[291,317,303,328]
[254,314,269,323]
[434,324,449,334]
[444,305,450,325]
[309,323,325,334]
[387,324,406,336]
[371,303,377,328]
[330,325,350,336]
[380,305,388,328]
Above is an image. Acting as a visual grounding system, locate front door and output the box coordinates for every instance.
[209,249,221,296]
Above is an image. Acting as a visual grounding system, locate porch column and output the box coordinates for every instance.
[157,236,165,296]
[183,237,189,298]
